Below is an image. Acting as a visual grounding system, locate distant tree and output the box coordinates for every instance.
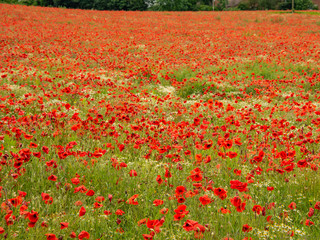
[237,0,316,10]
[215,0,228,10]
[278,0,315,9]
[258,0,278,9]
[5,0,315,11]
[150,0,198,11]
[293,0,315,9]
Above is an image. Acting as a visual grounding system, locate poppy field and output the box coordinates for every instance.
[1,4,320,240]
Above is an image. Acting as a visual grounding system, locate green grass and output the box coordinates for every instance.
[176,81,216,99]
[2,6,320,240]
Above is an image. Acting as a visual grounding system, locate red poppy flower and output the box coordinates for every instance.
[60,222,69,229]
[252,205,263,215]
[126,194,139,205]
[78,231,90,239]
[267,186,274,191]
[228,151,237,159]
[108,194,113,203]
[118,144,125,152]
[229,196,240,205]
[174,205,189,215]
[305,219,314,226]
[29,142,38,148]
[160,208,168,214]
[129,169,137,177]
[213,188,227,200]
[65,103,71,110]
[45,234,58,240]
[202,143,211,151]
[115,209,125,215]
[104,210,112,215]
[42,146,49,154]
[33,152,41,158]
[18,190,27,198]
[95,196,105,202]
[156,175,163,184]
[138,218,147,226]
[41,221,48,228]
[308,207,314,217]
[183,219,199,231]
[142,234,154,240]
[86,190,95,196]
[230,180,248,192]
[288,202,296,210]
[70,232,76,238]
[175,186,186,196]
[94,202,103,208]
[242,224,252,232]
[74,201,83,206]
[199,195,212,205]
[9,196,23,207]
[28,210,39,223]
[41,193,51,201]
[177,196,185,203]
[268,202,275,210]
[164,169,172,178]
[153,199,164,206]
[48,175,57,181]
[188,172,203,182]
[5,213,15,226]
[71,177,80,185]
[79,206,86,217]
[220,207,231,214]
[184,150,191,155]
[194,117,201,126]
[233,169,241,176]
[146,217,165,233]
[236,202,246,212]
[297,159,308,168]
[195,154,202,162]
[24,134,33,140]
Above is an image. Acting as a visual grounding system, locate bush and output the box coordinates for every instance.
[196,4,213,11]
[237,2,250,10]
[225,6,242,11]
[277,0,316,10]
[215,0,228,10]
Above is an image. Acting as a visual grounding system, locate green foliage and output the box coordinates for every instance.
[237,2,250,10]
[171,67,198,82]
[150,0,198,11]
[278,0,316,10]
[215,0,228,11]
[293,0,316,10]
[177,81,216,98]
[1,0,317,11]
[196,4,213,11]
[238,0,279,10]
[238,0,317,10]
[0,0,148,10]
[225,6,242,11]
[0,0,213,11]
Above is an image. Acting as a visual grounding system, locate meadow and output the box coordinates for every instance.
[0,4,320,240]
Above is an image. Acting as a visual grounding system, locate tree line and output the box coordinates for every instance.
[0,0,317,11]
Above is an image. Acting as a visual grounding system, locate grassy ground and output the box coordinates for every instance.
[0,4,320,240]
